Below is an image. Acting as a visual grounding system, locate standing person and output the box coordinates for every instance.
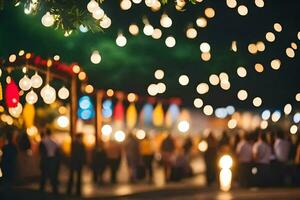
[106,140,122,184]
[124,133,140,183]
[39,128,60,194]
[294,136,300,185]
[1,128,18,189]
[182,137,193,177]
[160,134,175,182]
[92,141,107,184]
[252,131,272,186]
[67,133,86,196]
[236,132,253,187]
[274,130,290,185]
[204,132,218,186]
[139,135,154,183]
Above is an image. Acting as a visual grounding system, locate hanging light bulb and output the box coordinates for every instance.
[87,0,99,13]
[41,12,55,27]
[40,84,56,104]
[143,24,154,36]
[58,86,70,100]
[9,102,23,118]
[160,14,172,28]
[92,7,105,20]
[116,34,127,47]
[26,90,38,104]
[31,72,43,88]
[100,15,112,29]
[90,50,101,64]
[19,75,32,91]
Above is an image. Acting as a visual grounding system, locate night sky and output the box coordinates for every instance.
[0,0,299,111]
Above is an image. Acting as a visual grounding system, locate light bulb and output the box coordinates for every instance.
[41,12,55,27]
[58,86,70,100]
[100,15,111,29]
[87,0,99,13]
[92,7,104,20]
[26,90,38,104]
[116,34,127,47]
[9,102,23,118]
[41,84,56,104]
[19,75,32,91]
[31,72,43,88]
[90,50,101,64]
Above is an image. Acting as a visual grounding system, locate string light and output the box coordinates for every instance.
[154,69,164,79]
[116,33,127,47]
[237,5,248,16]
[160,14,172,28]
[194,98,203,108]
[129,24,139,35]
[196,17,207,28]
[209,74,220,85]
[197,83,209,94]
[58,86,70,100]
[237,67,247,78]
[178,75,189,86]
[165,36,176,48]
[41,12,55,27]
[237,90,248,101]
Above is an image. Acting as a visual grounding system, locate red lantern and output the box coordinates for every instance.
[5,79,20,108]
[114,101,124,121]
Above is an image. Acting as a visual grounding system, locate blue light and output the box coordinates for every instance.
[226,105,235,115]
[79,96,92,109]
[102,99,113,118]
[294,113,300,123]
[78,109,95,120]
[168,104,180,123]
[262,110,271,120]
[215,108,228,119]
[142,104,153,125]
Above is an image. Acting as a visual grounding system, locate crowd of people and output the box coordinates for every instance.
[204,129,300,187]
[1,126,300,196]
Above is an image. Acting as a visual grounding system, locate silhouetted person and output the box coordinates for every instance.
[92,141,107,184]
[204,133,217,186]
[106,140,122,184]
[1,128,18,188]
[124,133,140,182]
[160,134,175,182]
[139,135,154,183]
[39,129,60,194]
[67,133,86,196]
[182,137,193,177]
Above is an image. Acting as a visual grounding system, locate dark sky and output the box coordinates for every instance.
[0,0,299,111]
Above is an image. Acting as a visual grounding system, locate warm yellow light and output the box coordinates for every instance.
[18,50,25,56]
[19,75,32,91]
[204,8,215,18]
[219,72,229,81]
[237,5,248,16]
[284,104,292,115]
[58,106,67,114]
[178,120,190,133]
[147,84,158,96]
[90,50,101,64]
[200,42,211,53]
[196,17,207,28]
[178,75,189,86]
[152,28,162,39]
[273,23,282,32]
[271,59,281,70]
[290,125,298,135]
[160,13,172,28]
[99,15,111,29]
[78,71,87,80]
[143,24,154,36]
[9,103,23,118]
[41,12,55,27]
[157,82,166,94]
[58,86,70,100]
[209,74,219,85]
[266,32,275,42]
[286,47,295,58]
[248,43,257,54]
[107,89,114,97]
[197,83,209,94]
[186,27,197,39]
[114,130,126,142]
[260,120,268,129]
[237,66,247,78]
[271,111,281,122]
[198,140,208,152]
[165,36,176,48]
[85,84,94,94]
[9,54,17,63]
[53,55,60,61]
[154,69,164,80]
[226,0,237,8]
[120,0,132,10]
[201,52,211,61]
[220,80,231,90]
[219,168,232,192]
[256,41,265,52]
[228,119,237,129]
[255,63,264,73]
[72,65,80,74]
[26,126,38,136]
[194,98,203,108]
[203,105,213,116]
[237,90,248,101]
[116,34,127,47]
[252,97,262,107]
[231,41,237,52]
[296,93,300,102]
[102,124,112,136]
[219,155,233,169]
[26,90,38,104]
[136,129,146,140]
[291,42,298,50]
[255,0,264,8]
[127,93,136,102]
[57,115,69,128]
[129,24,139,35]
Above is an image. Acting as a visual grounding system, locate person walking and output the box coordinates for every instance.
[160,134,175,182]
[124,133,140,183]
[39,128,60,194]
[204,133,218,186]
[139,135,154,183]
[1,128,18,189]
[92,141,107,184]
[67,133,86,196]
[106,140,122,184]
